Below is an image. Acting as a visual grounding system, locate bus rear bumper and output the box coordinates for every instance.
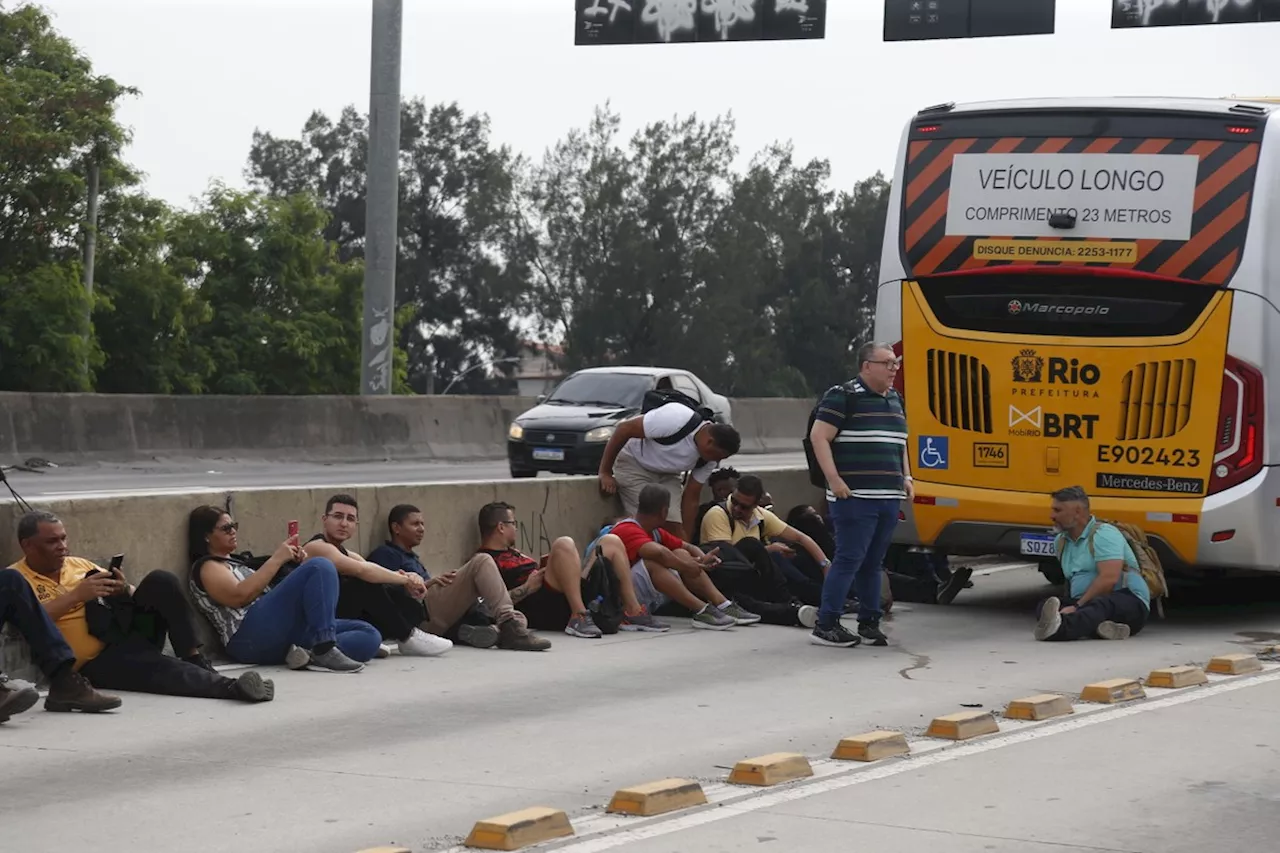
[892,474,1280,575]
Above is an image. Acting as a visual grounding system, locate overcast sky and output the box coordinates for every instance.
[34,0,1279,209]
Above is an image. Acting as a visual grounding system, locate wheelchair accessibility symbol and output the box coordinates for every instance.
[918,435,949,470]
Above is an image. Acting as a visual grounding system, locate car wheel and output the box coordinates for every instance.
[510,468,537,479]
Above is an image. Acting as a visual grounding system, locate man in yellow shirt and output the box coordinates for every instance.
[698,474,833,628]
[1,567,122,720]
[13,511,275,704]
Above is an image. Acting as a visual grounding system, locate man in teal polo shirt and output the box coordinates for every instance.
[1034,486,1150,642]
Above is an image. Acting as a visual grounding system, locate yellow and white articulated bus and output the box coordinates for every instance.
[874,96,1280,582]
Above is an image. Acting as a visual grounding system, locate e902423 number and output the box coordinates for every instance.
[1096,445,1201,467]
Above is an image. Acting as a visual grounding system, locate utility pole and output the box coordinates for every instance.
[360,0,403,395]
[82,154,100,384]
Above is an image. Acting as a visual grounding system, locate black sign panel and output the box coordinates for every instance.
[1112,0,1279,28]
[575,0,826,45]
[884,0,1055,41]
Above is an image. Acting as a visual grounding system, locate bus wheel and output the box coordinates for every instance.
[1037,559,1065,586]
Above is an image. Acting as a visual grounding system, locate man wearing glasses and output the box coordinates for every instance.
[303,494,453,657]
[806,341,912,649]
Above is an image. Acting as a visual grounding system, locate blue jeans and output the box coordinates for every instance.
[225,558,381,664]
[818,497,901,629]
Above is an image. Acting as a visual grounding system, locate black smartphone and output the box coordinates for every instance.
[108,554,124,573]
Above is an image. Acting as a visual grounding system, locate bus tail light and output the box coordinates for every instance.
[892,340,905,395]
[1209,355,1265,494]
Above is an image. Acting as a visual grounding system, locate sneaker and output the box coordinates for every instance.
[719,601,762,626]
[398,628,453,657]
[1034,597,1062,641]
[797,605,819,629]
[44,670,122,713]
[308,646,365,673]
[232,671,275,703]
[498,620,553,651]
[810,623,861,648]
[858,621,889,647]
[458,623,501,648]
[0,675,39,722]
[619,607,670,632]
[691,604,735,631]
[375,643,392,659]
[285,644,312,670]
[1096,620,1131,641]
[565,611,604,639]
[936,566,973,605]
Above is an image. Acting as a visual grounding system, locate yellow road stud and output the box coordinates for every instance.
[1004,694,1074,721]
[1146,666,1209,688]
[728,752,814,786]
[606,778,707,817]
[925,710,999,740]
[463,806,573,850]
[1080,678,1145,704]
[831,731,911,762]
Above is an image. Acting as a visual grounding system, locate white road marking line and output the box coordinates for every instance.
[432,665,1280,853]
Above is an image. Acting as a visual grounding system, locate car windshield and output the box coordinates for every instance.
[546,372,652,408]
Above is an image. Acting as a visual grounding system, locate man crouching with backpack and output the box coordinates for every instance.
[598,399,742,542]
[1035,486,1151,642]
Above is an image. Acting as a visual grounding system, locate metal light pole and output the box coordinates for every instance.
[360,0,403,395]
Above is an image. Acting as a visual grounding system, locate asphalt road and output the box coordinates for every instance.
[2,566,1278,853]
[0,451,811,500]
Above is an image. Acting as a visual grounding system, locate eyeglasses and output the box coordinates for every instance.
[500,519,517,528]
[217,522,239,533]
[327,512,358,523]
[867,359,902,370]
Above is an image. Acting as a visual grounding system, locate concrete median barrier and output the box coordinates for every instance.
[0,467,822,656]
[0,393,812,465]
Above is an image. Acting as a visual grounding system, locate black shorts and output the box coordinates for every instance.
[516,588,571,631]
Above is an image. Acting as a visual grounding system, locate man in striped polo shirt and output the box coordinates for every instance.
[807,341,912,648]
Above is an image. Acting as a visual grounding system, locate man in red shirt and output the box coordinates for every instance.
[477,502,668,639]
[610,485,760,631]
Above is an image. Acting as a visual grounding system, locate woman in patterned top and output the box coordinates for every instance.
[187,506,381,673]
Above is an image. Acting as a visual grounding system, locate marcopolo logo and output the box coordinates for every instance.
[1006,299,1110,318]
[1011,348,1100,397]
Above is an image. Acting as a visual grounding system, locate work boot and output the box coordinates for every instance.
[936,566,974,605]
[0,674,40,723]
[231,670,275,702]
[857,620,889,646]
[44,670,122,713]
[498,619,551,651]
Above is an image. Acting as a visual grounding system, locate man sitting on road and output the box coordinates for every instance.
[1,567,122,721]
[367,504,549,651]
[610,485,761,631]
[697,474,827,627]
[598,401,742,541]
[1034,486,1150,642]
[304,494,453,658]
[476,502,668,639]
[11,511,274,703]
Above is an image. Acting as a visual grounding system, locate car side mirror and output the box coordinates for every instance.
[536,394,547,404]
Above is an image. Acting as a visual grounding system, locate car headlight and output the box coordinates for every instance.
[584,425,615,443]
[508,423,524,440]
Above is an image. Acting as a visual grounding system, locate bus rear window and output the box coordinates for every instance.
[917,273,1219,338]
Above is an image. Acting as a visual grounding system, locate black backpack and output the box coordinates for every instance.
[803,382,855,489]
[580,546,624,634]
[642,387,716,446]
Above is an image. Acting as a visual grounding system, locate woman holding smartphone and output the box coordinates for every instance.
[187,506,381,673]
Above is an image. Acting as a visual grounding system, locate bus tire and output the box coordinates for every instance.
[1037,559,1065,586]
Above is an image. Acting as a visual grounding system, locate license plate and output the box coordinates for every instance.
[1019,533,1057,557]
[532,448,565,461]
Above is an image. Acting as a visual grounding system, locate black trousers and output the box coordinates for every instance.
[336,577,426,642]
[1046,589,1149,641]
[704,539,802,627]
[81,571,241,699]
[0,568,75,677]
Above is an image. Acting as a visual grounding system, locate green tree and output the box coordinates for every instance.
[171,186,402,395]
[247,99,528,394]
[0,3,135,390]
[91,192,214,393]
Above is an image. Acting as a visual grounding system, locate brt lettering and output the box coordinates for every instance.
[1044,413,1099,439]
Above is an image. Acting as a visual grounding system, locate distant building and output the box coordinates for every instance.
[515,341,564,398]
